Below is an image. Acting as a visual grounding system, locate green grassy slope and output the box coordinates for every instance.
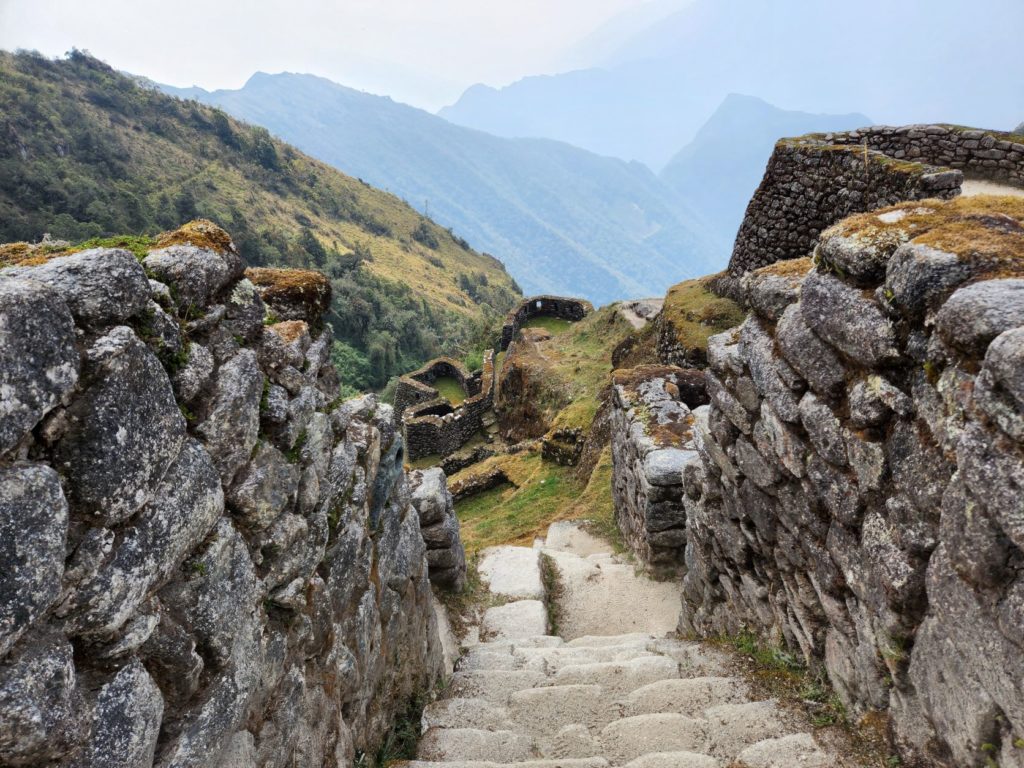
[0,50,520,389]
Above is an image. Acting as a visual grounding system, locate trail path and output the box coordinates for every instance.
[961,179,1024,198]
[618,299,665,330]
[413,522,849,768]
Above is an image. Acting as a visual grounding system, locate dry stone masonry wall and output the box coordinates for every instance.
[0,222,456,768]
[673,196,1024,768]
[825,124,1024,185]
[499,295,593,350]
[610,365,708,570]
[400,352,496,460]
[727,137,963,280]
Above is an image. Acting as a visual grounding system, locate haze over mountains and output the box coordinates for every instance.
[163,73,724,303]
[161,73,874,303]
[441,0,1024,169]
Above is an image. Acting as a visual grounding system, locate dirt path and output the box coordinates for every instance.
[542,521,681,640]
[961,179,1024,197]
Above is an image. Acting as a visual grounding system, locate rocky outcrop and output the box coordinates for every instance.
[0,222,453,768]
[670,196,1024,768]
[610,366,708,571]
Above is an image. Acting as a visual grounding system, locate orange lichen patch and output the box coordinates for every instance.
[754,256,814,279]
[0,242,48,267]
[246,267,330,301]
[267,320,309,344]
[154,219,236,253]
[828,195,1024,278]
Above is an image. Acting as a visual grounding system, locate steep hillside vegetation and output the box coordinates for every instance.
[0,50,520,389]
[162,72,722,302]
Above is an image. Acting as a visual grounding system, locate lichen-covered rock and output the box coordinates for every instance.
[0,223,451,768]
[0,631,85,764]
[227,441,299,531]
[195,349,263,485]
[143,244,244,311]
[935,278,1024,355]
[800,270,899,366]
[54,326,186,525]
[63,440,223,638]
[0,464,68,657]
[246,267,331,325]
[662,195,1024,768]
[0,278,79,455]
[70,662,163,768]
[775,304,845,398]
[408,468,467,589]
[3,248,151,328]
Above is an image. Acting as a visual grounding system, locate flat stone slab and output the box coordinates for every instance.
[479,546,544,599]
[482,600,548,640]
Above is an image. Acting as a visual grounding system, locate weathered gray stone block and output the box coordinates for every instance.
[195,348,263,485]
[143,244,244,310]
[800,271,900,366]
[0,464,68,657]
[936,278,1024,356]
[0,278,79,455]
[3,248,150,328]
[55,326,186,525]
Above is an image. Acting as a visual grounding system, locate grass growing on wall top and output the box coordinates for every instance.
[452,445,620,554]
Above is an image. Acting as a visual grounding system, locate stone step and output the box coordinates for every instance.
[704,701,793,760]
[479,546,544,599]
[421,698,512,731]
[599,714,709,764]
[458,643,657,673]
[417,728,536,763]
[481,601,548,641]
[733,733,830,768]
[644,640,732,678]
[450,670,549,705]
[620,677,751,718]
[507,685,614,735]
[564,634,655,648]
[548,657,681,697]
[545,724,602,760]
[621,753,720,768]
[403,760,610,768]
[474,635,565,652]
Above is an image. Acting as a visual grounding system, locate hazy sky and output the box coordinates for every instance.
[0,0,655,109]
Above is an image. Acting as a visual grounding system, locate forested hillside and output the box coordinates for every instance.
[0,50,520,390]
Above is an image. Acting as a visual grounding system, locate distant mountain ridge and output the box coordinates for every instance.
[441,0,1024,170]
[662,94,871,244]
[162,72,725,303]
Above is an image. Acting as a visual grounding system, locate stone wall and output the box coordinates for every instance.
[674,197,1024,767]
[825,124,1024,185]
[499,295,593,350]
[609,365,708,571]
[726,137,963,280]
[393,357,480,427]
[0,223,449,768]
[409,468,467,591]
[403,351,496,460]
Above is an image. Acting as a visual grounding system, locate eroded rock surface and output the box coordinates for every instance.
[0,221,457,768]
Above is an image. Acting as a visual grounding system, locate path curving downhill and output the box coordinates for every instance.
[411,522,847,768]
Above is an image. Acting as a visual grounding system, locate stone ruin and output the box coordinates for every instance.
[609,192,1024,766]
[395,295,593,463]
[723,124,1024,296]
[499,295,593,351]
[0,221,465,768]
[395,354,497,461]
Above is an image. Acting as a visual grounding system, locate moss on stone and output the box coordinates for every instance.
[659,276,746,357]
[754,256,814,279]
[246,267,331,303]
[154,219,235,253]
[828,195,1024,279]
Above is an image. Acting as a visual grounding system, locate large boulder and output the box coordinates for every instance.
[0,278,79,455]
[2,248,150,328]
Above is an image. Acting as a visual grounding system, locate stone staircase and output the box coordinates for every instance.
[408,524,840,768]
